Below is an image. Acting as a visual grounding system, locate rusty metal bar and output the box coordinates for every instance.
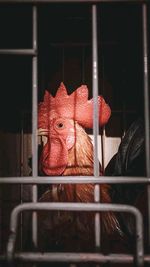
[6,203,144,266]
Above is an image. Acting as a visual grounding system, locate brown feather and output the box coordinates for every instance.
[63,122,121,235]
[38,122,121,252]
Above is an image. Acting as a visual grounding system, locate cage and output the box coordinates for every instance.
[0,1,149,267]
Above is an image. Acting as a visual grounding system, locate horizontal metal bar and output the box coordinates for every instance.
[0,49,36,55]
[0,0,148,3]
[5,202,146,213]
[4,253,150,264]
[6,203,143,266]
[0,176,149,184]
[1,253,150,264]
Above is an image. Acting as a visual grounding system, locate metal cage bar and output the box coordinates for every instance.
[32,4,38,252]
[92,5,99,180]
[3,253,150,265]
[6,202,144,267]
[0,176,150,184]
[0,49,36,55]
[142,3,150,249]
[92,4,101,251]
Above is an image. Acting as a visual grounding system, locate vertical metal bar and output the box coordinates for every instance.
[32,5,38,249]
[20,118,24,251]
[62,47,65,82]
[142,3,150,248]
[92,4,101,251]
[101,128,105,172]
[101,59,105,171]
[122,103,127,138]
[82,46,85,83]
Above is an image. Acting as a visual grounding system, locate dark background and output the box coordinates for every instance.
[0,3,149,135]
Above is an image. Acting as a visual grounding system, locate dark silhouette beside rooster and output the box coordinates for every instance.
[32,82,147,265]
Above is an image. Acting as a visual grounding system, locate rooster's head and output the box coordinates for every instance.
[38,82,111,176]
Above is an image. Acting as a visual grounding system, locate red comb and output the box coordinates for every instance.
[38,82,111,129]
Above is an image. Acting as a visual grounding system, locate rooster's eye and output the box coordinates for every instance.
[56,122,64,129]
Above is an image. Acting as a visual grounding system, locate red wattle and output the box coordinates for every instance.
[40,137,68,176]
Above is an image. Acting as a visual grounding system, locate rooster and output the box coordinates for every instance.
[37,82,122,256]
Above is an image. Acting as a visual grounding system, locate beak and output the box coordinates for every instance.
[38,128,49,136]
